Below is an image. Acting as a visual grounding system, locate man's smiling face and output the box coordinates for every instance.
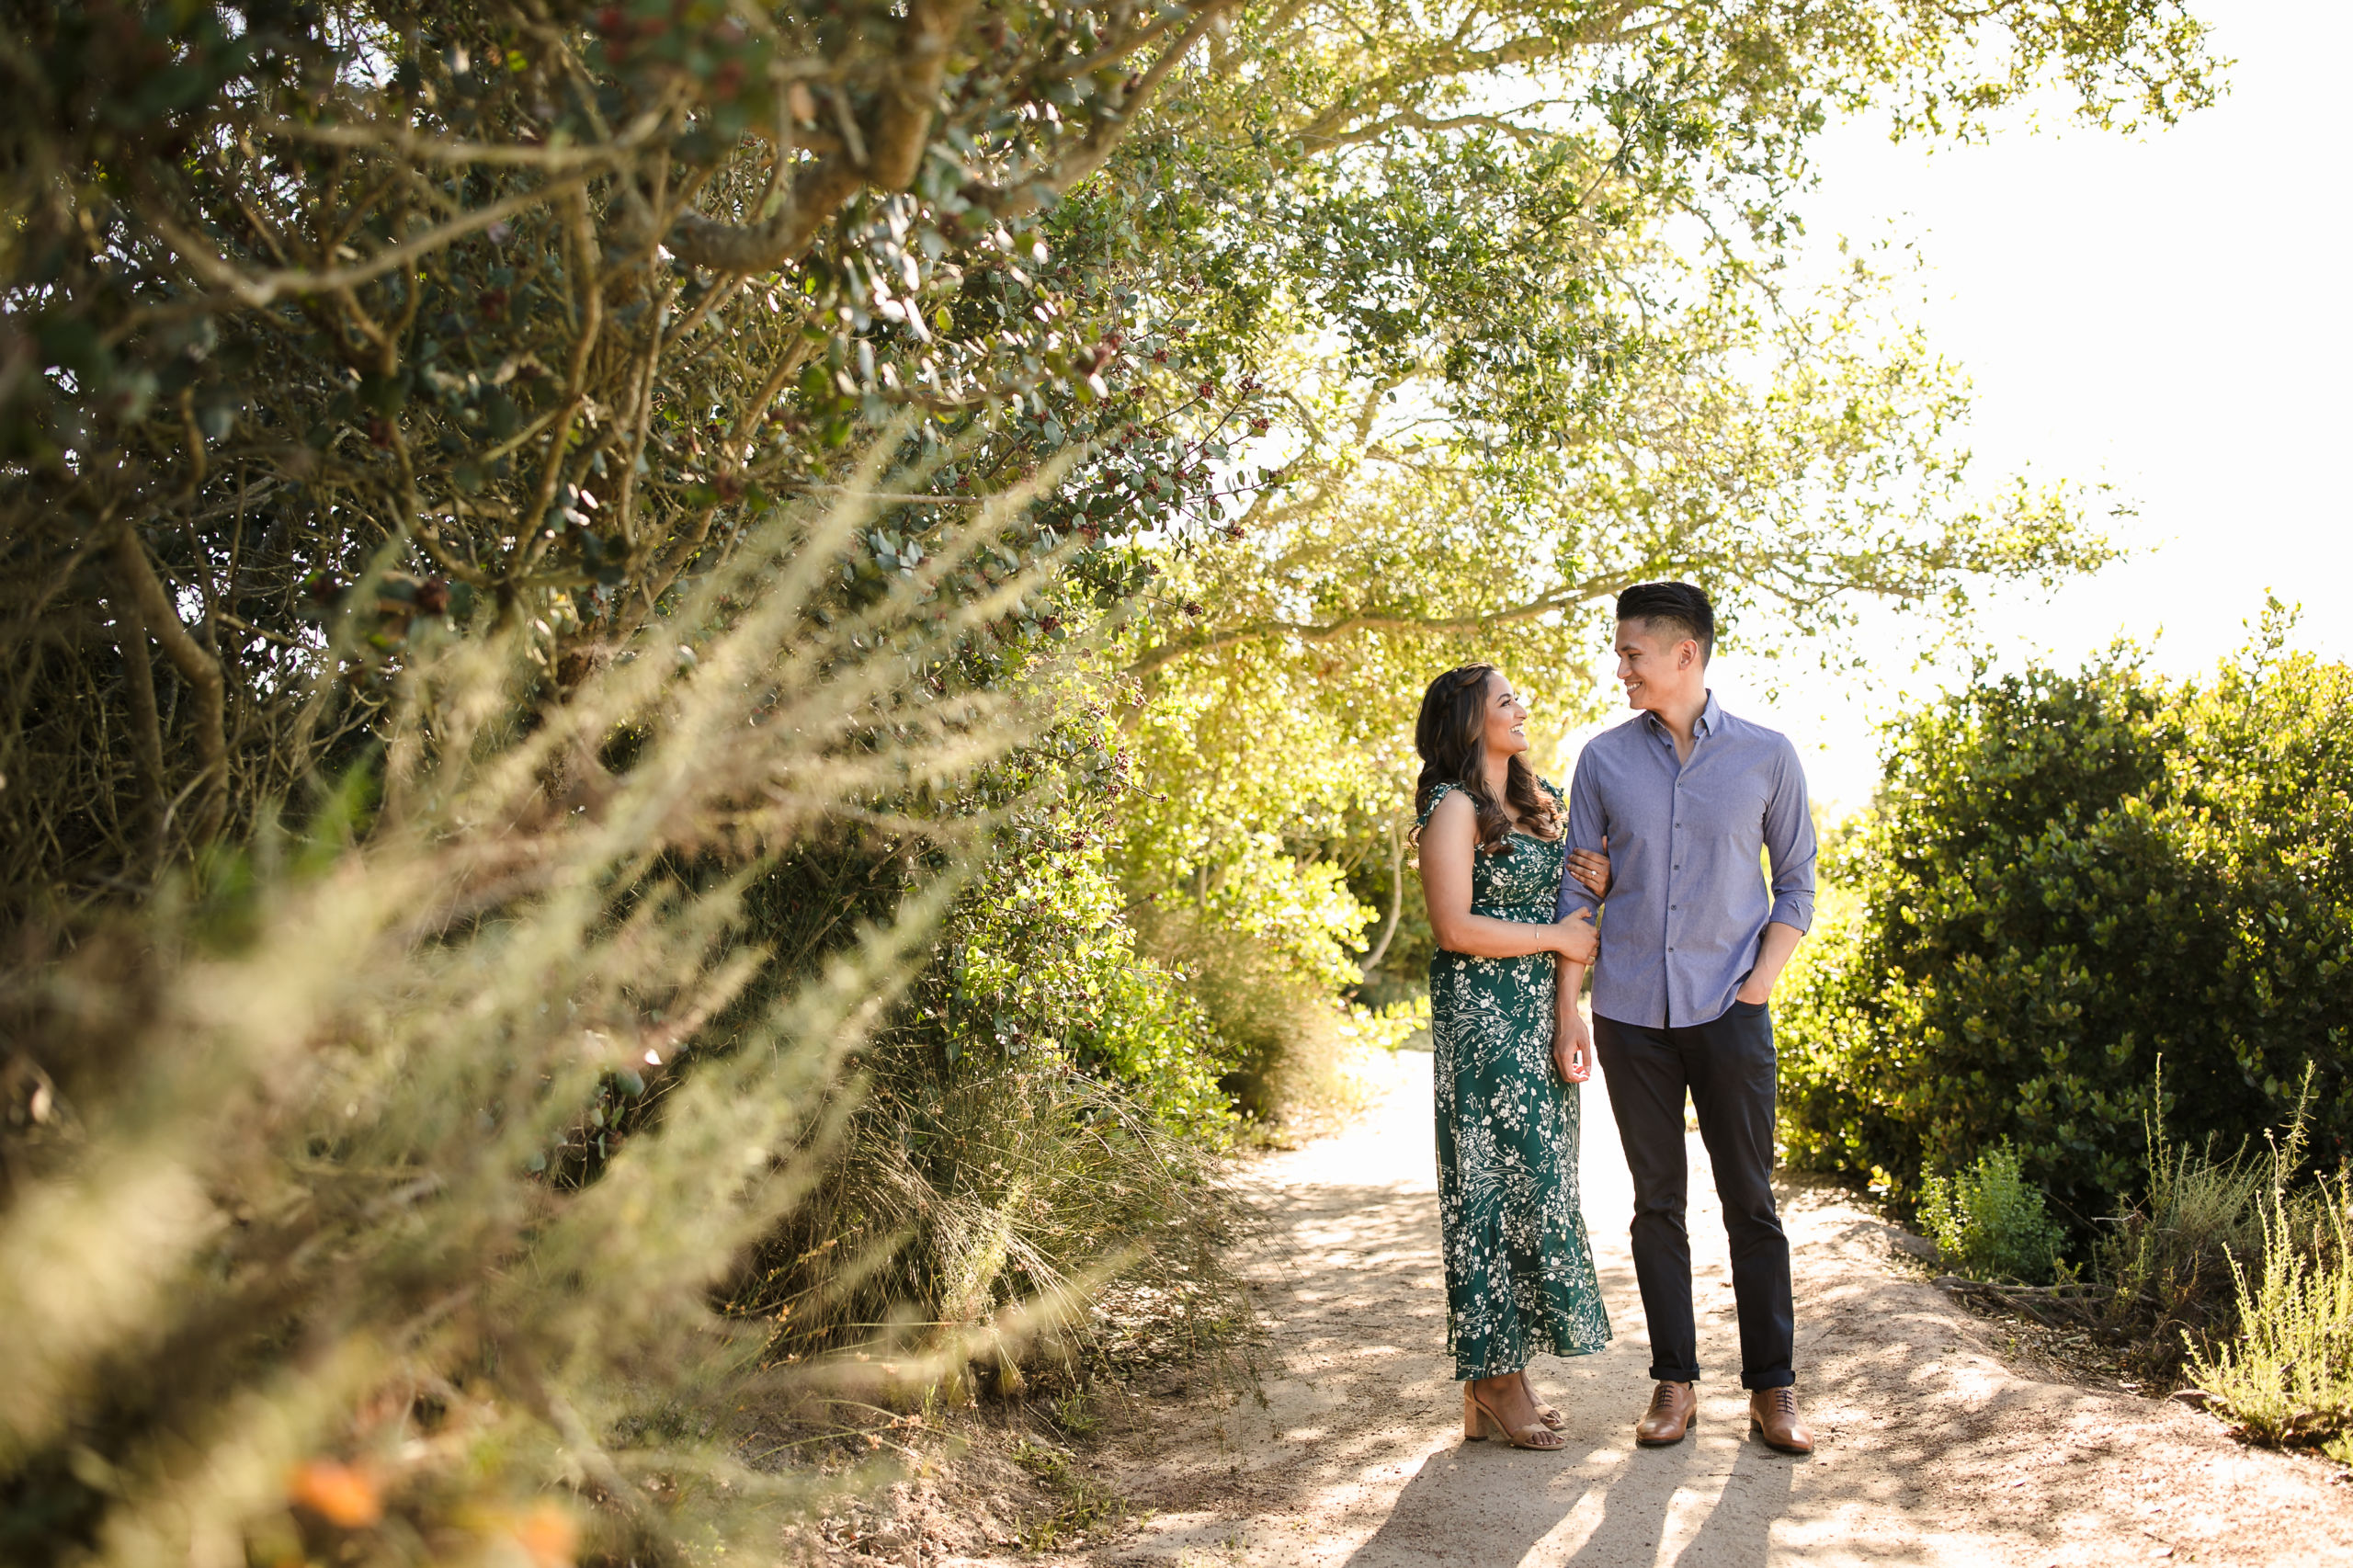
[1614,618,1698,713]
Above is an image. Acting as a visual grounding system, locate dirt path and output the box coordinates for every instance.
[1053,1048,2352,1568]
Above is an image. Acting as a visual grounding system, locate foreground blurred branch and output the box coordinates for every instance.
[0,434,1105,1564]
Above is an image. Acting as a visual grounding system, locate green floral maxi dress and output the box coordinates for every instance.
[1422,780,1611,1381]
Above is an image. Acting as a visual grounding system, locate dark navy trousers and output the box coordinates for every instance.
[1593,1001,1795,1390]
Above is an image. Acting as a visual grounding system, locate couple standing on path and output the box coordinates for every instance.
[1415,581,1818,1460]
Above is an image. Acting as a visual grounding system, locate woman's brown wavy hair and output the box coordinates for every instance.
[1412,662,1561,855]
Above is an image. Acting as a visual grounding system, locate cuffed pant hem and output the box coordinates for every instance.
[1739,1369,1796,1391]
[1647,1364,1702,1384]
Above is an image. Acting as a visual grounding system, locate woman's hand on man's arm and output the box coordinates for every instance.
[1566,839,1610,899]
[1552,909,1597,964]
[1427,793,1602,961]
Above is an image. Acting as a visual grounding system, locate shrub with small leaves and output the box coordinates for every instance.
[1918,1142,2066,1285]
[1779,611,2353,1224]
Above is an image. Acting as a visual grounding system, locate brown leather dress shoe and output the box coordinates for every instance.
[1748,1386,1813,1454]
[1634,1380,1697,1446]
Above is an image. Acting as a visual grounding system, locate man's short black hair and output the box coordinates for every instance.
[1615,581,1715,664]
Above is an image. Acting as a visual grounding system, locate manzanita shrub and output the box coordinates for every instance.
[1779,613,2353,1230]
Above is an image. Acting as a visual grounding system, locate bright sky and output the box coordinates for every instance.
[1640,0,2353,812]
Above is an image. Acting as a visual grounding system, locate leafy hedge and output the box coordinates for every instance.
[1779,620,2353,1226]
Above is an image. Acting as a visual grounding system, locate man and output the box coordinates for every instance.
[1553,581,1818,1455]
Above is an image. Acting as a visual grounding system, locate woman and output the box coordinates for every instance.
[1415,663,1612,1451]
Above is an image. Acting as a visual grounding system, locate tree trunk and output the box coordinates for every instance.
[106,593,168,874]
[1359,812,1405,980]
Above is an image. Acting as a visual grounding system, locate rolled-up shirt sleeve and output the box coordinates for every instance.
[1764,738,1816,933]
[1557,752,1606,922]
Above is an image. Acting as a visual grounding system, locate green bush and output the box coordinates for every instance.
[932,737,1237,1142]
[1917,1142,2064,1283]
[1135,896,1361,1126]
[718,723,1247,1394]
[1779,617,2353,1225]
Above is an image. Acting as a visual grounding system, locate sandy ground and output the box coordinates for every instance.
[1024,1047,2353,1568]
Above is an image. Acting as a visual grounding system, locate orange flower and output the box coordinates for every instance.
[288,1460,381,1528]
[510,1502,578,1568]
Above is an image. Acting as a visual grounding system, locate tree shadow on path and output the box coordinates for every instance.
[1337,1395,1795,1568]
[1092,1050,2353,1568]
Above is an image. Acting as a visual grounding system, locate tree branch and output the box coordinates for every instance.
[668,0,1235,273]
[871,0,979,189]
[106,593,168,873]
[1126,582,1618,676]
[111,527,228,846]
[1358,812,1405,980]
[143,179,589,309]
[256,110,666,169]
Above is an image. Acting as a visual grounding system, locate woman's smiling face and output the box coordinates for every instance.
[1481,672,1530,759]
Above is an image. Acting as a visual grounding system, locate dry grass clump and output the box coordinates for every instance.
[1244,998,1428,1143]
[1923,1074,2353,1455]
[2180,1099,2353,1463]
[0,444,1101,1567]
[2086,1115,2280,1380]
[725,1040,1249,1407]
[2188,1182,2353,1463]
[707,699,1256,1408]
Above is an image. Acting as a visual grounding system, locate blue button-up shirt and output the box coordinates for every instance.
[1555,692,1816,1029]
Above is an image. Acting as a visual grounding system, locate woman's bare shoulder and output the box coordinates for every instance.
[1426,786,1476,825]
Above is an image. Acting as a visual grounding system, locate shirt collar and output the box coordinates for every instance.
[1643,689,1722,743]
